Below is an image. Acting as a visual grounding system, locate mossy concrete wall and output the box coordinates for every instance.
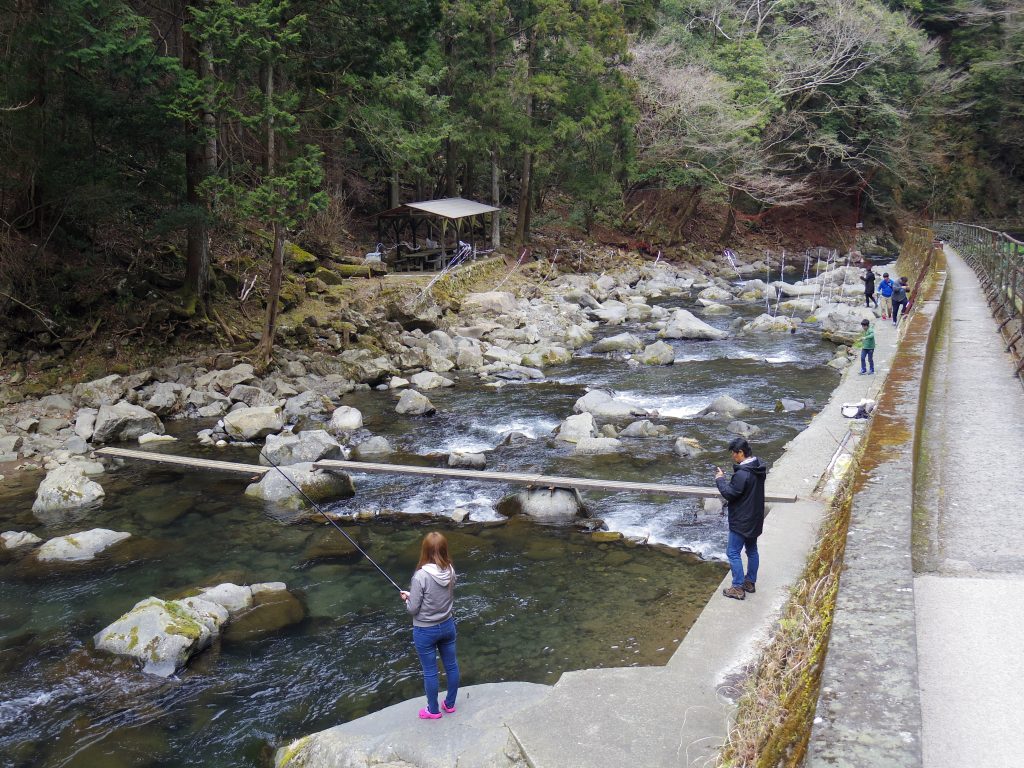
[806,248,948,767]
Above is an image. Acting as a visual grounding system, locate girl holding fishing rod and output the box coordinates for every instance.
[258,454,460,721]
[401,531,461,720]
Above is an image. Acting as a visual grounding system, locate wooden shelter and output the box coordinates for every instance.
[376,197,499,272]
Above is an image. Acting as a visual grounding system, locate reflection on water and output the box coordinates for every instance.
[0,295,839,767]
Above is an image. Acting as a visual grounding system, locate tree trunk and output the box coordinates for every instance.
[255,61,280,369]
[514,26,536,246]
[678,185,702,229]
[182,19,215,301]
[389,170,400,208]
[445,138,458,197]
[256,221,284,368]
[719,189,737,244]
[491,149,501,248]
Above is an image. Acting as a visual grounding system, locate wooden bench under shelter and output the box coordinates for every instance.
[376,197,499,272]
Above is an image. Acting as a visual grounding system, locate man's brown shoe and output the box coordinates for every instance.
[723,586,745,600]
[742,580,756,593]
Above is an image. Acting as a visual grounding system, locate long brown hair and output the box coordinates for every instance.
[416,531,452,571]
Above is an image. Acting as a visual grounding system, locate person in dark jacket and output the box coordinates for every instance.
[714,437,768,600]
[860,263,878,308]
[891,277,909,325]
[400,531,460,719]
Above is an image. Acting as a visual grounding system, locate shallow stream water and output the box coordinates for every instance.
[0,292,839,767]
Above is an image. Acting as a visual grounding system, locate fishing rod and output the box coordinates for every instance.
[258,449,404,593]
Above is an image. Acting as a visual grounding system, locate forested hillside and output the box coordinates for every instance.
[1,0,1021,364]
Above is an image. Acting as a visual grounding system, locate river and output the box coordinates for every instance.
[0,291,839,767]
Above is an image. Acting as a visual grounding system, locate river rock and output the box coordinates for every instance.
[91,402,164,443]
[36,528,131,562]
[699,300,733,315]
[409,371,454,390]
[395,390,435,416]
[497,488,586,523]
[619,420,664,438]
[593,332,643,353]
[462,291,518,314]
[775,398,805,412]
[673,437,704,458]
[589,301,628,325]
[636,341,675,365]
[72,375,127,409]
[573,437,622,454]
[284,390,333,422]
[455,347,485,369]
[658,309,728,340]
[697,286,734,302]
[76,409,98,441]
[0,434,23,455]
[448,451,486,469]
[482,345,522,365]
[244,462,355,509]
[818,304,877,343]
[138,432,176,445]
[144,383,185,416]
[555,413,597,443]
[94,596,218,677]
[261,430,344,466]
[329,406,363,434]
[573,390,649,422]
[352,436,393,458]
[228,384,279,408]
[1,531,42,550]
[195,363,256,394]
[196,582,255,614]
[223,405,285,441]
[32,464,105,514]
[699,395,749,419]
[743,313,801,333]
[727,420,762,437]
[520,345,573,368]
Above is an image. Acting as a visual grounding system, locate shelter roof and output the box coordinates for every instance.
[378,197,499,220]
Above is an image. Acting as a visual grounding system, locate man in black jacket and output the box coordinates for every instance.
[714,437,768,601]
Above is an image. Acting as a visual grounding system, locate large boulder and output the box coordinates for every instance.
[328,406,363,434]
[699,395,750,419]
[144,383,185,416]
[223,405,285,441]
[261,430,344,466]
[521,345,573,368]
[32,464,105,514]
[227,384,279,408]
[619,420,665,438]
[1,531,42,550]
[408,371,455,390]
[636,341,676,365]
[497,488,586,523]
[94,596,220,677]
[36,528,131,562]
[194,364,256,394]
[244,462,354,509]
[284,390,333,422]
[448,451,487,470]
[818,304,877,343]
[461,291,518,314]
[573,390,650,422]
[742,313,801,333]
[352,436,393,458]
[697,286,734,302]
[573,437,622,454]
[395,389,435,416]
[72,375,127,409]
[673,437,705,458]
[658,309,729,341]
[555,413,597,443]
[91,402,164,443]
[592,332,643,353]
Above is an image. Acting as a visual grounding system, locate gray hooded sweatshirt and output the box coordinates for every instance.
[405,564,456,627]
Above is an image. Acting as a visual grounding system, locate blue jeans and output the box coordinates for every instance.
[412,617,459,714]
[727,530,759,587]
[860,348,874,373]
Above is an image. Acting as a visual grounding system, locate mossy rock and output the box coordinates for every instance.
[312,266,345,286]
[222,591,305,642]
[279,280,303,310]
[286,242,318,274]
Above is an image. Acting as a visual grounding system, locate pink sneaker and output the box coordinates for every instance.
[418,708,442,720]
[442,701,456,714]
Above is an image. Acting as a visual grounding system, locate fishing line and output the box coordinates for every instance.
[258,449,404,593]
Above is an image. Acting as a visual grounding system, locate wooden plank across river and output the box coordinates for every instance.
[95,447,798,503]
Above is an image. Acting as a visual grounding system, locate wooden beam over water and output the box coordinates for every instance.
[94,447,798,503]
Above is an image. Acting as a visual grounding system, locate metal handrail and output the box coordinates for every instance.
[932,221,1024,384]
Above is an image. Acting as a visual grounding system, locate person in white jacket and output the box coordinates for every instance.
[400,531,460,719]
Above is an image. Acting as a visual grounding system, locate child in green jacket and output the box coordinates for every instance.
[859,318,875,374]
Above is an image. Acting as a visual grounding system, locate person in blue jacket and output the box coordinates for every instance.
[714,438,769,601]
[878,272,894,320]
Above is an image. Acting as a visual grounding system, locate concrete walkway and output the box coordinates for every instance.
[914,247,1024,768]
